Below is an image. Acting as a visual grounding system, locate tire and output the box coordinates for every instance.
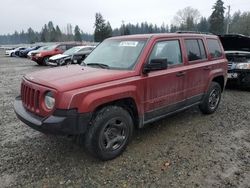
[84,106,134,160]
[36,61,43,66]
[199,82,222,114]
[43,56,49,65]
[10,53,14,57]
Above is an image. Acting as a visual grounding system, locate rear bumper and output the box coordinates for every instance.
[14,96,92,135]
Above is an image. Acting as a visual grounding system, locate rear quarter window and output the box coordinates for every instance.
[207,39,223,59]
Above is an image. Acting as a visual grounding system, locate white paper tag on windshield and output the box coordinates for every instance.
[119,41,138,47]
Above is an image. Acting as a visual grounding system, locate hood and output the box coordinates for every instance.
[219,34,250,52]
[28,50,39,55]
[24,65,133,92]
[49,54,69,60]
[6,49,15,53]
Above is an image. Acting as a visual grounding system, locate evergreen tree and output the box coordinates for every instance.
[41,24,49,42]
[105,22,113,38]
[55,25,62,41]
[48,21,57,41]
[74,25,82,42]
[27,28,36,43]
[209,0,225,34]
[94,13,112,42]
[197,17,209,32]
[121,23,130,35]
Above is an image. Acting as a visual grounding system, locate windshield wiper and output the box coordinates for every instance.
[86,63,110,69]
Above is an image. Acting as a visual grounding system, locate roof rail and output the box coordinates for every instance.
[176,31,213,35]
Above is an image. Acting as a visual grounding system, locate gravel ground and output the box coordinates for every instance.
[0,50,250,188]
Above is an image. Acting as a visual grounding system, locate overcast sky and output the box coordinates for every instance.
[0,0,249,35]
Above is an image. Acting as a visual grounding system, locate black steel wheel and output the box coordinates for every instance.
[85,106,134,160]
[199,82,222,114]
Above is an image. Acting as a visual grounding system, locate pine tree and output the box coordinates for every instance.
[27,27,36,43]
[197,17,209,32]
[209,0,225,34]
[55,26,62,41]
[48,21,57,42]
[41,24,49,42]
[94,13,112,42]
[74,25,82,42]
[105,22,113,38]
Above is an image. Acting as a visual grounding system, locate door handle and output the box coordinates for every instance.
[176,71,186,77]
[204,66,212,70]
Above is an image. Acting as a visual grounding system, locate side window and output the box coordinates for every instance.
[149,40,182,65]
[207,39,223,59]
[66,45,74,50]
[185,39,207,61]
[58,45,66,51]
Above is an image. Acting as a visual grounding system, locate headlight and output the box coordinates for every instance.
[235,63,250,69]
[36,53,42,57]
[44,91,55,110]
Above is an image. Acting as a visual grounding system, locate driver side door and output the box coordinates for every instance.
[143,39,187,122]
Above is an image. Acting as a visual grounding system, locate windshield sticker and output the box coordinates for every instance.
[119,41,138,47]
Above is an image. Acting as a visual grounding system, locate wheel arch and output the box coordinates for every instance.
[92,97,140,128]
[212,75,225,92]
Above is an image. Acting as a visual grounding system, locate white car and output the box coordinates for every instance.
[5,47,26,57]
[48,46,95,66]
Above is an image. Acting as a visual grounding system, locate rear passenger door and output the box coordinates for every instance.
[183,38,210,103]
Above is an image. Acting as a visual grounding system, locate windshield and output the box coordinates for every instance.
[37,45,50,51]
[45,44,57,50]
[63,46,82,55]
[83,39,146,70]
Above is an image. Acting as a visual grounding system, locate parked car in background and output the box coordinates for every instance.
[71,46,95,65]
[5,47,27,57]
[32,43,80,65]
[219,34,250,87]
[48,46,95,66]
[14,33,227,160]
[27,45,50,59]
[19,46,42,58]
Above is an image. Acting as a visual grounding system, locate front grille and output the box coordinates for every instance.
[21,83,41,113]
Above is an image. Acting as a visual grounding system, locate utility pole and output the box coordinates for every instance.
[226,5,231,34]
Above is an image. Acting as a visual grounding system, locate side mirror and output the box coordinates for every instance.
[143,59,168,73]
[55,48,60,51]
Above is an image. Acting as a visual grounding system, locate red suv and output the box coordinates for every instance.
[31,43,79,65]
[14,33,227,160]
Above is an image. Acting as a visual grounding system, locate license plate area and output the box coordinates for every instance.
[228,73,238,79]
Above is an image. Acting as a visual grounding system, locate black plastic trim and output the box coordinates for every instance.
[14,96,92,135]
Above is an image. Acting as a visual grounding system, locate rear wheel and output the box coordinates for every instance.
[199,82,221,114]
[84,106,134,160]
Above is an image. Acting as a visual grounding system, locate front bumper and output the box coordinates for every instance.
[14,97,92,135]
[32,56,43,62]
[227,69,250,86]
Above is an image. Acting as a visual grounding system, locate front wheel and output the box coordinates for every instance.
[199,82,222,114]
[43,57,49,65]
[85,106,134,160]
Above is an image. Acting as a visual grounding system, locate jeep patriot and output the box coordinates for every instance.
[14,33,228,160]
